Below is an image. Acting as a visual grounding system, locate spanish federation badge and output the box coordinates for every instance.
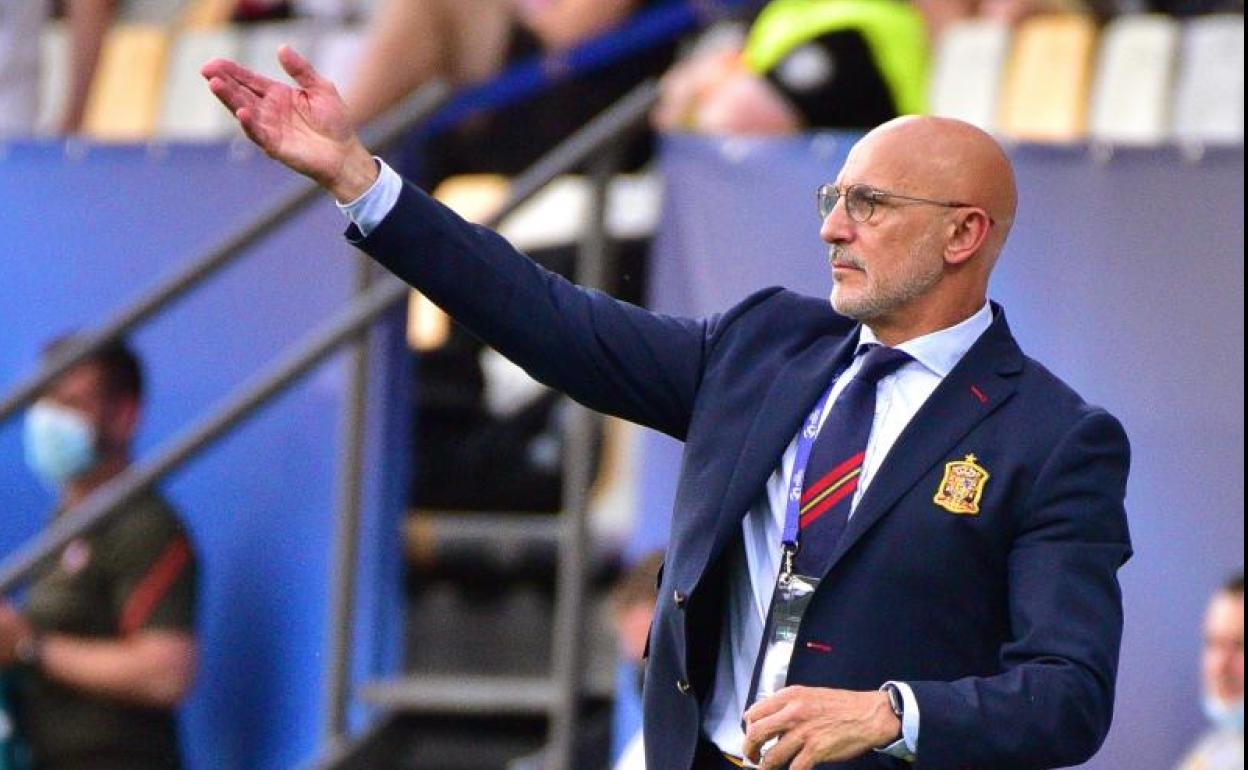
[934,454,990,515]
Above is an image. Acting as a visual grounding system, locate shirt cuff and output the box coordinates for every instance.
[875,681,919,761]
[335,157,402,237]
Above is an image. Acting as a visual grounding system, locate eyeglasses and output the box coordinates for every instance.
[816,183,988,224]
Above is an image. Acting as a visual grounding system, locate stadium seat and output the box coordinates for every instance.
[83,24,171,141]
[498,175,663,252]
[1089,14,1180,146]
[159,28,245,140]
[36,23,70,135]
[1172,14,1244,145]
[588,416,642,546]
[179,0,239,29]
[432,175,512,224]
[929,19,1011,132]
[408,175,511,351]
[998,14,1098,142]
[412,173,662,351]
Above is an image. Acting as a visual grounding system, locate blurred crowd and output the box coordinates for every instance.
[2,0,1242,140]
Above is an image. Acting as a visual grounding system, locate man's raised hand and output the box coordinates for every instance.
[201,46,378,202]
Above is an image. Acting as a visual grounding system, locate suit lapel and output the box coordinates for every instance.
[821,308,1026,575]
[697,328,860,582]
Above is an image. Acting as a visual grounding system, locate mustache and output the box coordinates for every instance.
[829,245,864,270]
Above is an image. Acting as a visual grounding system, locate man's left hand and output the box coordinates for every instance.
[0,601,34,667]
[742,686,901,770]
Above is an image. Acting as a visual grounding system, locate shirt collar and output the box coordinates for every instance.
[857,301,993,378]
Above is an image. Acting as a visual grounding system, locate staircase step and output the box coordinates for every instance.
[361,672,613,716]
[304,712,549,770]
[362,674,556,716]
[405,512,564,583]
[406,512,563,551]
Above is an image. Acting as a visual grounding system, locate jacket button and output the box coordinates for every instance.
[673,589,687,607]
[676,679,692,695]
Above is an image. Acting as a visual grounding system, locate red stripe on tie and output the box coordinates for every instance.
[801,451,865,503]
[119,537,191,635]
[800,467,860,515]
[800,477,859,528]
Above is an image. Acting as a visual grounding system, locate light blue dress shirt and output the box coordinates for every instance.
[701,303,993,762]
[338,158,995,763]
[336,157,402,235]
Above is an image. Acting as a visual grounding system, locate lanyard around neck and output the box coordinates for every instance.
[780,376,841,573]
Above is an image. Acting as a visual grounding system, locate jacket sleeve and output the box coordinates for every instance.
[349,179,722,439]
[907,408,1133,769]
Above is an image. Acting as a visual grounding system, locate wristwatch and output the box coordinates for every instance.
[14,633,44,670]
[882,683,904,719]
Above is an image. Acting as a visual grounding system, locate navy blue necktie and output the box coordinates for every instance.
[742,344,913,716]
[792,344,912,577]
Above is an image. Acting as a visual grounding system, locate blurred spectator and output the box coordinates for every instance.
[0,0,116,138]
[341,1,677,514]
[344,0,677,182]
[652,0,1087,136]
[0,337,197,770]
[346,0,650,127]
[653,0,930,135]
[1176,572,1245,770]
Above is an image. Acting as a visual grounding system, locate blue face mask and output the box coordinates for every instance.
[23,402,99,489]
[1203,696,1245,734]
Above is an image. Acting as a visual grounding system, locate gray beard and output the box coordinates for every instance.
[829,241,944,321]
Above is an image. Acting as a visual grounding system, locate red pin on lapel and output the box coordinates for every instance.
[970,385,989,405]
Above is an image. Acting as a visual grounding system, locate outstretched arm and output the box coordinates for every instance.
[203,48,721,438]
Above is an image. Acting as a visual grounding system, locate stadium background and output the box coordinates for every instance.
[0,3,1243,769]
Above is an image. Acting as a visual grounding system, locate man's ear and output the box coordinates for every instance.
[944,209,993,266]
[105,395,141,449]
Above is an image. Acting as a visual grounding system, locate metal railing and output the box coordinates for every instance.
[0,83,447,428]
[0,78,661,770]
[546,147,620,770]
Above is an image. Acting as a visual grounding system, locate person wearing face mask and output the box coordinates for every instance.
[1178,573,1245,770]
[0,337,197,770]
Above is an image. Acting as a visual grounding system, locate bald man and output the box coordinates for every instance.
[203,49,1132,770]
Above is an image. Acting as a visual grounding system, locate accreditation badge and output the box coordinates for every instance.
[743,571,821,767]
[933,454,990,515]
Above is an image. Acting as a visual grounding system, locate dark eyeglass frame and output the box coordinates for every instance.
[816,183,993,225]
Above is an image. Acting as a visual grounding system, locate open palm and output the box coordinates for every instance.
[202,46,361,190]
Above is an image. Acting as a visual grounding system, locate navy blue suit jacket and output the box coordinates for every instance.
[352,182,1133,770]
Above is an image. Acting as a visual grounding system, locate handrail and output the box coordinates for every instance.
[0,76,660,593]
[1,76,660,770]
[546,147,620,770]
[323,255,376,747]
[0,82,449,427]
